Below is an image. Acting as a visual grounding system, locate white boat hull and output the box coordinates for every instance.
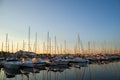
[22,63,34,68]
[54,61,69,65]
[3,62,21,69]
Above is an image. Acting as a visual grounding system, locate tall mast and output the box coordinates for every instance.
[93,41,96,55]
[17,42,18,52]
[103,40,106,54]
[47,32,49,54]
[74,44,77,55]
[57,44,59,54]
[23,40,25,51]
[1,42,3,57]
[28,26,30,52]
[49,37,51,54]
[77,34,80,55]
[88,41,90,54]
[12,41,13,53]
[43,42,45,54]
[6,33,8,52]
[64,40,66,54]
[55,36,56,54]
[60,44,62,54]
[34,32,37,53]
[37,45,39,54]
[81,40,84,55]
[8,40,9,53]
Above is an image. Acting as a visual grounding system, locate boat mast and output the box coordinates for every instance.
[93,41,95,55]
[77,34,80,55]
[55,36,56,54]
[47,32,49,54]
[88,41,90,55]
[49,37,51,54]
[57,44,59,54]
[34,32,37,53]
[104,40,106,54]
[81,40,84,55]
[64,40,66,54]
[43,42,45,54]
[8,40,9,53]
[60,44,62,54]
[28,26,30,52]
[16,42,19,52]
[74,44,77,55]
[1,42,3,57]
[12,41,13,53]
[23,40,25,51]
[6,33,8,53]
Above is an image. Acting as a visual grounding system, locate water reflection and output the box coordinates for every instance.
[0,61,120,80]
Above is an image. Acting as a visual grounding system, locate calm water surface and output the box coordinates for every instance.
[0,61,120,80]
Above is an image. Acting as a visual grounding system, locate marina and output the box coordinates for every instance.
[0,59,120,80]
[0,53,120,80]
[0,0,120,80]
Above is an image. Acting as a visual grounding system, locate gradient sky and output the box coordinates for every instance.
[0,0,120,52]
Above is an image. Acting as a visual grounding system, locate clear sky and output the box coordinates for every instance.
[0,0,120,52]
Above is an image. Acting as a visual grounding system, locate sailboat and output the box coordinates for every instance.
[3,59,22,69]
[2,34,22,69]
[34,58,46,68]
[3,64,21,78]
[21,27,34,68]
[71,34,89,63]
[0,42,6,67]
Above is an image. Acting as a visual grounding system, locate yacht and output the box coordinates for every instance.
[3,59,22,69]
[21,59,34,68]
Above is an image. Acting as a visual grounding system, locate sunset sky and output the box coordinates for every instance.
[0,0,120,52]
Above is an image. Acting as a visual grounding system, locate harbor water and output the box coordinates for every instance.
[0,61,120,80]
